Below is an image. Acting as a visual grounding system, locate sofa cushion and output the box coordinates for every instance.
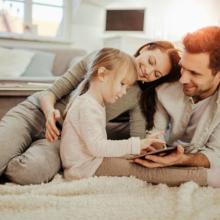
[0,47,34,77]
[45,48,87,76]
[22,51,55,77]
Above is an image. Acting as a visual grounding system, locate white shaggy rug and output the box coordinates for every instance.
[0,175,220,220]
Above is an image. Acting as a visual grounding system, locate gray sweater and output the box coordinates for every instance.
[29,52,146,138]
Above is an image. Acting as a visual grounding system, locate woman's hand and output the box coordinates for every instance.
[45,108,61,142]
[38,91,60,142]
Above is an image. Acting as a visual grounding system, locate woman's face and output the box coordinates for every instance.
[135,47,172,82]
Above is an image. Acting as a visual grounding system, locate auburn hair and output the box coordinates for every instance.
[135,41,181,130]
[183,26,220,74]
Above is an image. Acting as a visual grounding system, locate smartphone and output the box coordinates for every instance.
[133,145,177,159]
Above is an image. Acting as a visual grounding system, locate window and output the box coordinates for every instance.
[0,0,70,41]
[0,0,24,34]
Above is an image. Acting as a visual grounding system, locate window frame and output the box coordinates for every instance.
[0,0,72,42]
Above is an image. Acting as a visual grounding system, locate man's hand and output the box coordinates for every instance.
[45,109,61,142]
[134,145,185,168]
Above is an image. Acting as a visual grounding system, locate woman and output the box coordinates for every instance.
[0,41,180,185]
[42,41,181,141]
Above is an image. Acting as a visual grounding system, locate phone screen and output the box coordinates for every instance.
[133,145,177,159]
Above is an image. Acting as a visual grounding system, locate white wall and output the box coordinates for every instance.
[146,0,220,41]
[103,0,220,41]
[70,2,105,53]
[72,0,220,53]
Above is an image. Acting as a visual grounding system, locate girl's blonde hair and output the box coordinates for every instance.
[64,48,137,116]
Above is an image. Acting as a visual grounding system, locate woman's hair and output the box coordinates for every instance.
[134,41,181,130]
[64,47,137,115]
[183,26,220,74]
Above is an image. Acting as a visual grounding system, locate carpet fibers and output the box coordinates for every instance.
[0,175,220,220]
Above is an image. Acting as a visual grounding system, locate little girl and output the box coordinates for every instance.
[60,48,164,180]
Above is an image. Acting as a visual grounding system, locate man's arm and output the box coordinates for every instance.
[199,123,220,168]
[134,145,210,168]
[179,153,210,167]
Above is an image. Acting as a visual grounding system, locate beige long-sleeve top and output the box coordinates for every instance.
[28,52,146,138]
[60,93,140,180]
[154,81,220,167]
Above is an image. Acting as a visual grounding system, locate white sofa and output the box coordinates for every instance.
[0,47,87,118]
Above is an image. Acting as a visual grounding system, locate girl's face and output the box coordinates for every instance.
[101,64,136,104]
[135,47,172,82]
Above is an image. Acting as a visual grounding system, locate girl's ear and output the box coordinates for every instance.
[97,67,106,81]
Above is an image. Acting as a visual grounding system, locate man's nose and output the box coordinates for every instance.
[179,71,190,84]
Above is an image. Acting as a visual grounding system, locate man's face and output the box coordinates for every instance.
[179,51,220,100]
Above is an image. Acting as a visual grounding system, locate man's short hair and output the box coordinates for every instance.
[183,26,220,74]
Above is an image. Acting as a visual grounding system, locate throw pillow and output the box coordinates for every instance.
[22,50,55,77]
[0,47,34,77]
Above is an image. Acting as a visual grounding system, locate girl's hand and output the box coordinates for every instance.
[45,109,61,142]
[140,138,165,151]
[140,146,157,155]
[140,131,165,151]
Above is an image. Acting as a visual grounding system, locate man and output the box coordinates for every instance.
[135,26,220,174]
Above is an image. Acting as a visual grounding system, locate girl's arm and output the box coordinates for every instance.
[77,102,141,157]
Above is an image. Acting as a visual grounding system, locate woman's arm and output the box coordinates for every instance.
[46,52,96,101]
[129,98,146,139]
[126,85,146,138]
[39,52,96,141]
[40,91,56,118]
[39,91,61,141]
[105,84,146,138]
